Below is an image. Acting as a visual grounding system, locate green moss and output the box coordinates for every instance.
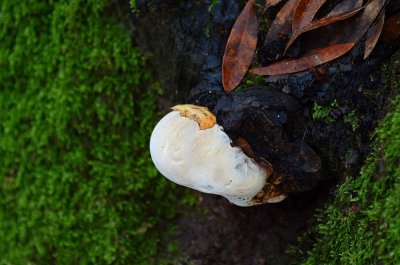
[208,0,220,12]
[236,73,265,91]
[312,99,339,124]
[344,110,359,131]
[295,97,400,264]
[0,1,184,264]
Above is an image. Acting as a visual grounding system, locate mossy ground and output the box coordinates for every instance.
[290,57,400,264]
[0,1,184,264]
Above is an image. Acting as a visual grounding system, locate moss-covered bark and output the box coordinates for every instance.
[292,53,400,265]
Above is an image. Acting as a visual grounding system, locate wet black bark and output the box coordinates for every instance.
[192,86,322,194]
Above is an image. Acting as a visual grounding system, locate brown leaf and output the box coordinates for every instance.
[364,12,385,59]
[222,0,259,92]
[263,0,299,46]
[327,0,363,17]
[285,0,327,53]
[291,0,327,32]
[304,6,364,33]
[265,0,285,9]
[250,43,354,75]
[283,0,364,51]
[382,11,400,42]
[299,0,385,53]
[254,0,385,77]
[344,0,386,44]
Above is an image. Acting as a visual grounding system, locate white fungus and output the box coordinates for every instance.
[149,105,272,207]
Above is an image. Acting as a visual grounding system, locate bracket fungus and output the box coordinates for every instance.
[150,104,287,207]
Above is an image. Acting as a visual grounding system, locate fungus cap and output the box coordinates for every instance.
[149,105,269,206]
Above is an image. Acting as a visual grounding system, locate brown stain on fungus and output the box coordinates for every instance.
[171,104,217,130]
[251,181,287,204]
[235,137,256,159]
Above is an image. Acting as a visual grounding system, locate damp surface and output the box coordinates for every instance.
[130,0,400,263]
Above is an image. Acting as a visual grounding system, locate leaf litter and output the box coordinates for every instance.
[222,0,259,92]
[250,43,354,75]
[263,0,299,46]
[222,0,389,91]
[364,12,385,59]
[327,0,364,17]
[285,0,327,53]
[265,0,286,10]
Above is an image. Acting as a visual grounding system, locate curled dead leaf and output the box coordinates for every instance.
[303,6,364,33]
[265,0,285,10]
[327,0,363,17]
[291,0,327,33]
[364,12,385,59]
[285,0,327,53]
[263,0,299,46]
[292,0,385,58]
[222,0,259,92]
[343,0,386,44]
[250,43,354,75]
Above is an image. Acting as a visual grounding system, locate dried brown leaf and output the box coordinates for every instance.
[264,0,299,46]
[382,11,400,42]
[291,0,327,32]
[364,12,385,59]
[250,43,354,75]
[344,0,385,43]
[222,0,259,92]
[299,0,385,53]
[283,0,364,51]
[304,6,364,32]
[254,0,385,77]
[327,0,363,17]
[285,0,327,52]
[265,0,285,9]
